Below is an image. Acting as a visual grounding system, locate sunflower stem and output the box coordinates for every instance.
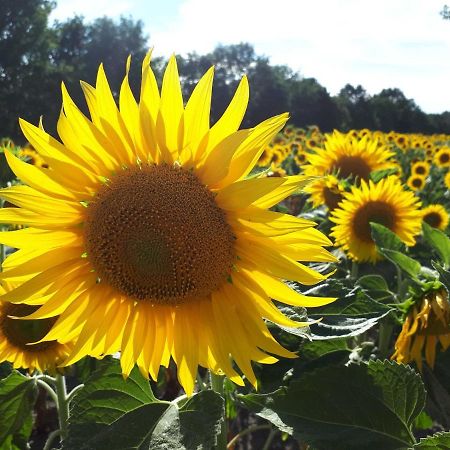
[396,265,404,300]
[378,320,394,359]
[210,372,227,450]
[350,260,358,279]
[55,374,69,442]
[262,427,278,450]
[227,424,272,449]
[36,379,58,405]
[43,429,61,450]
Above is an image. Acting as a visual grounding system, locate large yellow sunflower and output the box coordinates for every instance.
[0,53,336,395]
[330,176,422,262]
[301,130,396,182]
[0,287,72,372]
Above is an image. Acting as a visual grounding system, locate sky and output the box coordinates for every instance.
[51,0,450,114]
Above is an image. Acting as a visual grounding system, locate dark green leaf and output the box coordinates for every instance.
[0,371,37,446]
[357,274,390,291]
[241,360,424,450]
[306,284,392,339]
[65,361,223,450]
[382,249,422,278]
[371,223,406,252]
[422,223,450,267]
[413,432,450,449]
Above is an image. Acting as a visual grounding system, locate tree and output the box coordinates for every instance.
[336,84,375,130]
[0,0,57,141]
[289,78,340,131]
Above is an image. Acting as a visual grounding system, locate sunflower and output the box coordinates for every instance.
[0,287,72,372]
[256,147,273,167]
[407,174,426,191]
[434,147,450,168]
[445,171,450,190]
[330,176,422,262]
[295,150,308,166]
[301,131,396,182]
[18,146,49,169]
[411,161,430,177]
[392,289,450,370]
[421,204,449,231]
[305,174,345,211]
[0,53,336,395]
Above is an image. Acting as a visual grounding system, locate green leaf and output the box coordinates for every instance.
[371,168,399,183]
[432,262,450,292]
[357,274,390,291]
[371,223,406,252]
[413,432,450,449]
[357,274,395,302]
[240,360,424,450]
[413,411,433,431]
[64,361,223,450]
[0,371,38,447]
[306,282,392,339]
[423,222,450,267]
[382,249,422,278]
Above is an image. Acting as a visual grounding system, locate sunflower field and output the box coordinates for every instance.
[0,55,449,450]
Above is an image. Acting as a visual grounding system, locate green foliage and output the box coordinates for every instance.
[414,432,450,449]
[302,279,392,339]
[422,223,450,268]
[371,222,406,252]
[0,371,38,447]
[240,360,425,450]
[64,360,224,450]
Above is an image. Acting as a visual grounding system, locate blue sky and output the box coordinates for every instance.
[51,0,450,114]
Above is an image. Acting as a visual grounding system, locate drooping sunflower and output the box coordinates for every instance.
[434,147,450,168]
[305,174,345,211]
[0,286,72,372]
[392,288,450,370]
[406,174,426,191]
[330,176,422,262]
[301,131,396,182]
[411,161,430,177]
[421,204,449,231]
[0,53,336,395]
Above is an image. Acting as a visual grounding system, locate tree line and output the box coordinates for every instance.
[2,0,450,143]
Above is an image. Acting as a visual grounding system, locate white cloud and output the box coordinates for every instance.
[50,0,134,22]
[50,0,450,112]
[148,0,450,113]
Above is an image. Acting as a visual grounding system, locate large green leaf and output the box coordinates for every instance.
[64,361,223,450]
[240,360,425,450]
[413,432,450,449]
[422,223,450,268]
[0,371,38,447]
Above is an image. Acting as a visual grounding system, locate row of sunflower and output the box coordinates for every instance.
[0,56,449,449]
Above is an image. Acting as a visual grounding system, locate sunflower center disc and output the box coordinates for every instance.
[332,156,372,180]
[84,164,236,304]
[1,304,58,352]
[352,201,396,242]
[424,212,442,228]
